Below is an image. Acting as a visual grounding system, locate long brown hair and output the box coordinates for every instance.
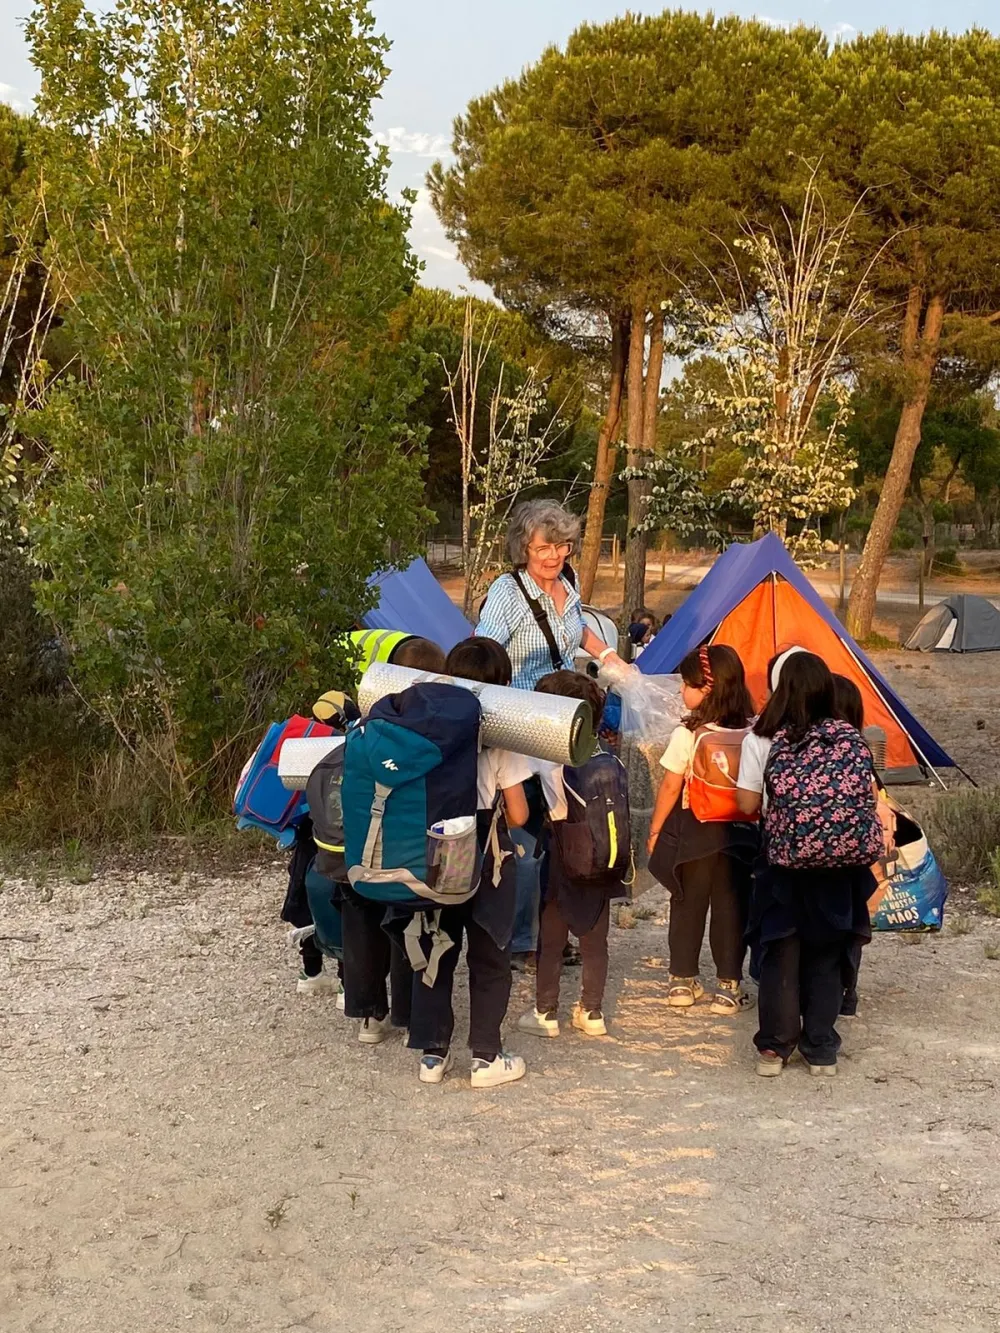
[679,644,754,731]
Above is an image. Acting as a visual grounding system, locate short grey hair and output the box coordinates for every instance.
[507,499,581,566]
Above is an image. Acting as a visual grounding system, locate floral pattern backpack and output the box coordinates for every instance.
[763,718,883,869]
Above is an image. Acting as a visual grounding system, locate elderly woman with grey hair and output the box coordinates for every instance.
[476,499,628,970]
[476,499,626,691]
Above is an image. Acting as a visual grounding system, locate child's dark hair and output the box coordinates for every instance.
[444,636,513,687]
[535,669,605,727]
[678,644,754,730]
[754,652,834,742]
[392,636,447,672]
[832,674,864,733]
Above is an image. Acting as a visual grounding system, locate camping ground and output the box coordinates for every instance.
[3,649,1000,1333]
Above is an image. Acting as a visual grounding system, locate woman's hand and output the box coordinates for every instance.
[646,829,660,856]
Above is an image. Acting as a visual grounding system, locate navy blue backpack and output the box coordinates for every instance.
[552,750,632,887]
[342,683,482,908]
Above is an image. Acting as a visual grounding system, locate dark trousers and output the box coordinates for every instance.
[841,938,863,1016]
[668,852,746,981]
[755,933,844,1066]
[340,891,412,1027]
[537,896,610,1013]
[300,934,324,977]
[406,906,512,1060]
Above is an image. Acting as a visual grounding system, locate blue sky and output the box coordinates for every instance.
[3,0,999,292]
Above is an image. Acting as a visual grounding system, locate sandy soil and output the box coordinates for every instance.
[4,659,1000,1333]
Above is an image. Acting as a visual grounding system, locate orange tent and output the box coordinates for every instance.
[638,536,952,783]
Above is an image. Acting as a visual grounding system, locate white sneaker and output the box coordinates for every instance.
[336,987,346,1012]
[358,1015,392,1045]
[418,1051,454,1084]
[471,1051,526,1089]
[572,1003,607,1037]
[296,970,337,996]
[806,1059,838,1078]
[517,1007,560,1038]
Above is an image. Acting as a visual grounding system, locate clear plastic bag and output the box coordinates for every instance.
[598,664,685,849]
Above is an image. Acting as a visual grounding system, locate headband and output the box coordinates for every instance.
[770,646,807,693]
[699,644,714,690]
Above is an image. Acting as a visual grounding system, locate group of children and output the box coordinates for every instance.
[291,634,629,1089]
[289,631,890,1085]
[646,643,890,1075]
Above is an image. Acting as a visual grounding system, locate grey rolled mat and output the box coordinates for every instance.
[358,662,595,767]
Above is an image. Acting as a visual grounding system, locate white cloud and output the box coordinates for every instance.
[402,186,492,298]
[829,22,857,42]
[0,83,28,112]
[754,15,791,30]
[373,127,451,159]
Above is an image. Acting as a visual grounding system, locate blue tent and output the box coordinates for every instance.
[639,534,953,781]
[363,557,471,653]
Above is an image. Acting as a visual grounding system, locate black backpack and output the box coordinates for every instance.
[305,742,347,881]
[551,750,631,885]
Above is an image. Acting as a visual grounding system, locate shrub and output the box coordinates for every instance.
[982,851,1000,917]
[924,787,1000,884]
[932,548,963,575]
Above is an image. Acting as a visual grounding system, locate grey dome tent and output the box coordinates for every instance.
[904,595,1000,653]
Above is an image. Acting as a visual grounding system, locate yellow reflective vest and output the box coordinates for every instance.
[348,628,411,676]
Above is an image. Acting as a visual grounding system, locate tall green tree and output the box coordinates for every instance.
[814,31,1000,637]
[430,11,826,605]
[24,0,428,796]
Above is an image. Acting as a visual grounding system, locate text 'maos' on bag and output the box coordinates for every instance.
[868,795,949,930]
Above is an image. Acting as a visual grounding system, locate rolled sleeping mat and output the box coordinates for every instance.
[278,735,343,791]
[358,661,595,767]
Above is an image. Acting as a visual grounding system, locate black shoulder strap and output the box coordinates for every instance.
[511,569,563,673]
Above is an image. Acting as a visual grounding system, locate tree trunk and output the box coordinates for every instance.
[846,288,945,639]
[579,311,629,603]
[622,306,650,622]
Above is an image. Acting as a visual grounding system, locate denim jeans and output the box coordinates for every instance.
[510,827,541,953]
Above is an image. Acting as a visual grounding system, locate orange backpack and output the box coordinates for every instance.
[685,725,756,824]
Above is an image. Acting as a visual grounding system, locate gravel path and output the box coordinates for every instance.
[3,866,1000,1333]
[3,652,1000,1332]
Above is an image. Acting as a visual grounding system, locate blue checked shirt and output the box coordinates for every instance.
[476,571,585,690]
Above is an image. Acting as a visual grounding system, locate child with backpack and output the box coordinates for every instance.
[745,653,887,1077]
[305,699,413,1043]
[402,637,532,1088]
[646,645,758,1015]
[831,673,897,1019]
[518,671,631,1039]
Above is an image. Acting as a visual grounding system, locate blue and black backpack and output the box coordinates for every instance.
[552,749,632,887]
[342,683,483,908]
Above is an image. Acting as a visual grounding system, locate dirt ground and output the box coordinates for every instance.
[4,656,1000,1333]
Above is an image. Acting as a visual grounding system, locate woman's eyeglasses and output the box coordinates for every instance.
[528,541,573,559]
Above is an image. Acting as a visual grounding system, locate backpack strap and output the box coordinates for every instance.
[403,910,457,988]
[362,781,392,869]
[486,794,507,889]
[511,569,564,673]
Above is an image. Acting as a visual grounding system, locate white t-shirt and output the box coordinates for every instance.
[478,747,533,810]
[535,757,568,822]
[738,732,773,810]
